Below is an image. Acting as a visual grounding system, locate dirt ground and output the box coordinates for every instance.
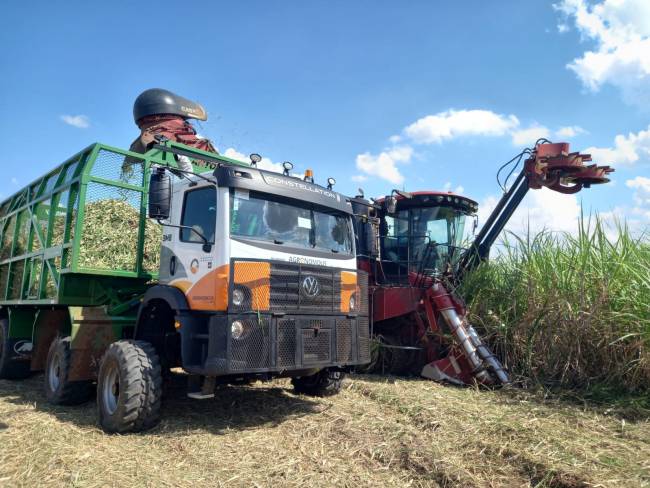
[0,374,648,487]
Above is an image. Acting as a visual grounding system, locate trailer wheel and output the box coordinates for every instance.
[291,369,344,397]
[44,336,92,405]
[0,318,31,380]
[97,340,162,433]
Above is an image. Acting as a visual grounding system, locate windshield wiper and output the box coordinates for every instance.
[331,248,339,253]
[273,239,284,245]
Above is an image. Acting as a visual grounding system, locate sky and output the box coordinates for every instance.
[1,0,649,236]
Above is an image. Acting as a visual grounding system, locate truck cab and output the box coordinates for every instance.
[144,157,369,382]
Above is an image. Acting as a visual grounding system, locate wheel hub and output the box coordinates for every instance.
[102,365,120,415]
[47,351,62,392]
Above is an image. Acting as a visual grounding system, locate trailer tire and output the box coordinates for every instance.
[291,369,344,397]
[45,336,92,405]
[97,340,162,433]
[0,318,31,380]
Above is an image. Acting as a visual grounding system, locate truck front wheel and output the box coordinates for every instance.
[0,318,31,380]
[291,369,344,397]
[97,340,162,433]
[45,336,92,405]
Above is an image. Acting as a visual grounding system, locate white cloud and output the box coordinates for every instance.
[11,177,18,186]
[555,0,650,106]
[403,109,520,144]
[351,175,368,182]
[511,126,551,146]
[223,147,284,173]
[355,146,413,185]
[626,176,650,207]
[478,188,582,236]
[584,124,650,166]
[443,181,465,194]
[60,114,90,129]
[555,125,587,138]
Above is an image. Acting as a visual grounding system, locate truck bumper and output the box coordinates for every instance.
[179,313,370,377]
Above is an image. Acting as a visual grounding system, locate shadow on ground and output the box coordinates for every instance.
[0,373,322,435]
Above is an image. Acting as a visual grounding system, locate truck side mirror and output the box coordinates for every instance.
[148,167,171,220]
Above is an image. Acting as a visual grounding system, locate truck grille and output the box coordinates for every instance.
[227,316,360,372]
[230,260,343,313]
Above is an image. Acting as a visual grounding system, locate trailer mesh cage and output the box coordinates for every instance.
[0,145,155,304]
[0,142,224,306]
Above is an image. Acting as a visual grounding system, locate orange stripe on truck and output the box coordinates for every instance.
[234,261,271,311]
[340,271,357,313]
[174,264,230,311]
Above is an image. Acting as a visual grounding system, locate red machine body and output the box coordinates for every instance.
[353,142,613,385]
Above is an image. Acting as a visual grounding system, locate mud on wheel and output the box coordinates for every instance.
[291,368,344,397]
[45,336,92,405]
[0,318,31,380]
[97,340,162,433]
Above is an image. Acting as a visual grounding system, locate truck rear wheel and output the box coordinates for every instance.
[291,369,344,397]
[0,318,31,380]
[97,340,162,433]
[45,336,92,405]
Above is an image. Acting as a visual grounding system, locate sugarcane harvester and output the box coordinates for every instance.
[352,141,613,385]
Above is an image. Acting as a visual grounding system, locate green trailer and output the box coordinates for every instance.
[0,142,228,397]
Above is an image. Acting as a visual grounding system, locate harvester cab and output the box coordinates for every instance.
[353,141,614,385]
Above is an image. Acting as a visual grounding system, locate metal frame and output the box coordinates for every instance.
[0,141,240,308]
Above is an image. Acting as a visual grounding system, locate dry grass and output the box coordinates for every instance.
[1,374,648,487]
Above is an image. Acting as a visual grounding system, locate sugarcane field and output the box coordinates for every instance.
[1,2,649,488]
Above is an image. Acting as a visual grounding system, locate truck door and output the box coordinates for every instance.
[167,183,220,310]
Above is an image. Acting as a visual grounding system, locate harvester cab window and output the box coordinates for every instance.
[180,186,217,243]
[410,206,468,272]
[383,212,409,263]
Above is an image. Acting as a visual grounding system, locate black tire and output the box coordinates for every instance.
[291,369,344,397]
[0,318,31,380]
[44,336,92,405]
[97,340,162,433]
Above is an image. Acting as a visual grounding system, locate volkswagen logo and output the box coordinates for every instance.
[301,275,320,298]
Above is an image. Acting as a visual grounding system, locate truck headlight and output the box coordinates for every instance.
[232,288,246,307]
[231,320,245,339]
[349,293,357,312]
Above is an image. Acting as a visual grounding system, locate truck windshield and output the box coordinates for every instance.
[230,189,354,255]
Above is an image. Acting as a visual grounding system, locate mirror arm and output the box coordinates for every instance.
[156,220,213,252]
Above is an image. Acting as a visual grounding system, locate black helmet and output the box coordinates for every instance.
[133,88,208,123]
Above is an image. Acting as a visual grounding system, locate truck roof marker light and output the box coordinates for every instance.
[174,320,182,330]
[304,169,314,183]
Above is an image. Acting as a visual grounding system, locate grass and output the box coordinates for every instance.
[461,218,650,395]
[1,374,649,487]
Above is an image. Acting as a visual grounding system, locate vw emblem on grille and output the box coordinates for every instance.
[301,275,321,298]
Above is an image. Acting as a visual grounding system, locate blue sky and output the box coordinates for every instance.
[1,0,649,234]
